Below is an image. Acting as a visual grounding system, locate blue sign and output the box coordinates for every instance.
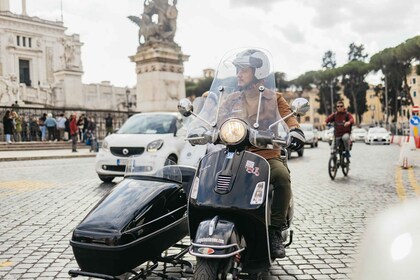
[410,116,420,126]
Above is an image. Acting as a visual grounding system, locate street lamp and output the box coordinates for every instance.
[383,68,389,130]
[125,87,132,118]
[329,82,334,115]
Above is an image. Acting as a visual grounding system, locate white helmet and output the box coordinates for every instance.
[232,49,270,80]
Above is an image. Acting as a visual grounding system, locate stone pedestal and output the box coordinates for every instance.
[130,42,189,112]
[54,69,83,108]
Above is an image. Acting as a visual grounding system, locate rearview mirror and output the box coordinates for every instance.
[291,98,310,116]
[178,98,193,117]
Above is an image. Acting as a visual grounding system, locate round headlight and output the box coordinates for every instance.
[220,119,247,145]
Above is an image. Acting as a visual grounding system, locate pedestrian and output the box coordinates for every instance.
[64,116,70,141]
[2,110,13,144]
[105,113,113,136]
[70,113,78,152]
[39,113,47,141]
[87,117,98,152]
[77,114,85,142]
[11,111,22,142]
[56,113,66,141]
[29,116,39,141]
[45,113,57,142]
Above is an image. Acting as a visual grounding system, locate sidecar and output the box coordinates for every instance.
[69,162,196,278]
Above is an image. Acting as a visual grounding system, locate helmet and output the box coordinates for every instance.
[232,49,270,80]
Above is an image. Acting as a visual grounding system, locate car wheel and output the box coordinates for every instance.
[298,149,304,157]
[315,142,318,148]
[98,175,114,183]
[310,143,314,148]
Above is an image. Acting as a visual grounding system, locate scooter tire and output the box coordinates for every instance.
[193,258,219,280]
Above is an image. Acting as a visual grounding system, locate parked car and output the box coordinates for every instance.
[351,128,368,142]
[300,123,318,148]
[286,145,304,159]
[314,128,321,140]
[95,112,187,182]
[365,127,391,145]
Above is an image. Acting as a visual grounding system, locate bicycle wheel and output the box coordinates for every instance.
[341,155,350,176]
[328,156,337,180]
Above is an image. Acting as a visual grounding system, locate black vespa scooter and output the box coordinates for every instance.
[68,157,196,279]
[177,48,309,280]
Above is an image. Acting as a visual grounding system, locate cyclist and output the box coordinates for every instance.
[325,101,355,158]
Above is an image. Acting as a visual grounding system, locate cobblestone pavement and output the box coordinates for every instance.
[0,142,419,279]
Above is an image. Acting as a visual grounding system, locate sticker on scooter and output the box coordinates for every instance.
[197,247,215,255]
[245,160,260,176]
[226,152,234,159]
[197,237,224,244]
[250,182,265,205]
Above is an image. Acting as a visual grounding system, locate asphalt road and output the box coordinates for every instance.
[0,141,419,279]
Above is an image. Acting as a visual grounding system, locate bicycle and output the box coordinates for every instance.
[328,136,350,180]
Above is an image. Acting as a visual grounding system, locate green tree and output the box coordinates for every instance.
[274,72,289,92]
[318,51,340,116]
[340,43,370,125]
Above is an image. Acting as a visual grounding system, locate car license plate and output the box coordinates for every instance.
[117,159,127,166]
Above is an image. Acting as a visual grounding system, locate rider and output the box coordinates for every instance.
[325,100,355,157]
[224,49,305,259]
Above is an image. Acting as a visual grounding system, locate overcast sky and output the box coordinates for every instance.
[10,0,420,87]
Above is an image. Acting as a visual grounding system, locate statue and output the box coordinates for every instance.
[60,39,76,69]
[128,0,178,46]
[0,74,20,104]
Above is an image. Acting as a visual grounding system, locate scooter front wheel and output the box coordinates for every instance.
[193,258,220,280]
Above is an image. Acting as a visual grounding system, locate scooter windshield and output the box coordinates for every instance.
[187,48,290,149]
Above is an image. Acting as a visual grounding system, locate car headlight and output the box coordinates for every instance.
[147,139,164,152]
[220,119,247,145]
[102,139,109,151]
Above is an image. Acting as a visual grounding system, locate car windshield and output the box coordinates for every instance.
[353,129,366,133]
[118,114,177,134]
[369,128,387,134]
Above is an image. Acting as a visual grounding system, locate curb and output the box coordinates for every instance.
[0,154,96,162]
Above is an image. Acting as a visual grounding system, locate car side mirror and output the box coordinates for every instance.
[178,98,193,117]
[291,98,310,116]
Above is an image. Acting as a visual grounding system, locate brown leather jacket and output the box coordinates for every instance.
[220,89,299,160]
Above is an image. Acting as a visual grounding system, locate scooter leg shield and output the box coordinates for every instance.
[190,218,243,258]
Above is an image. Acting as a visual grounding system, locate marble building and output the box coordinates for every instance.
[0,0,135,110]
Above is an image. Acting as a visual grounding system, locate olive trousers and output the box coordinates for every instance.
[267,157,292,229]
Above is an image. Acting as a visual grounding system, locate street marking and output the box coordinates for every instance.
[0,180,56,198]
[395,167,406,201]
[407,168,420,196]
[0,180,55,190]
[0,261,13,267]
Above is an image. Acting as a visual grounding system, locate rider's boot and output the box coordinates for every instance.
[268,227,285,259]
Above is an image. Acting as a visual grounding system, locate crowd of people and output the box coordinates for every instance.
[1,110,109,151]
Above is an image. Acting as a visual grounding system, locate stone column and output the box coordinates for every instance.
[22,0,27,15]
[0,0,10,12]
[130,41,189,112]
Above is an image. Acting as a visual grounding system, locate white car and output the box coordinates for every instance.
[95,112,187,182]
[300,123,318,148]
[351,128,368,142]
[365,127,391,145]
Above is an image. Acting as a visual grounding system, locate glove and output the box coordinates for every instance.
[289,128,305,151]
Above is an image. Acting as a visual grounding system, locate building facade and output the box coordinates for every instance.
[0,0,135,111]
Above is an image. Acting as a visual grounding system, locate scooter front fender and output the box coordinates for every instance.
[190,217,244,258]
